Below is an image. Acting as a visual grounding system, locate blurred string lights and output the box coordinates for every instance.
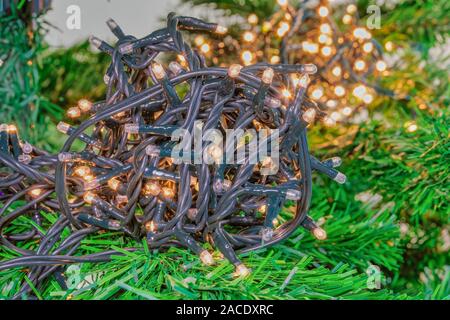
[193,0,401,124]
[0,13,347,295]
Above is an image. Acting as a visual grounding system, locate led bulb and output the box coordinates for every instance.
[332,66,342,77]
[334,172,347,184]
[29,188,43,198]
[169,61,183,75]
[363,42,374,53]
[330,157,342,167]
[323,116,336,127]
[282,88,291,99]
[200,43,210,54]
[21,142,33,154]
[262,68,274,84]
[108,178,121,191]
[194,35,204,46]
[321,46,332,57]
[363,94,374,104]
[243,31,255,42]
[342,14,352,24]
[83,192,96,204]
[67,107,81,119]
[233,264,251,278]
[354,60,366,71]
[320,23,331,34]
[261,227,274,242]
[199,250,214,266]
[228,64,242,78]
[162,187,175,199]
[89,36,102,49]
[241,50,253,65]
[286,189,301,200]
[302,108,316,123]
[58,152,73,162]
[352,85,367,99]
[270,55,280,64]
[311,87,324,100]
[144,182,161,196]
[78,99,92,112]
[215,25,227,34]
[318,6,329,17]
[152,63,166,80]
[304,64,317,74]
[57,122,71,134]
[248,14,258,25]
[146,220,157,233]
[74,166,91,177]
[334,86,345,97]
[376,60,387,72]
[353,27,371,40]
[18,154,32,164]
[347,4,357,14]
[313,227,327,240]
[277,0,288,7]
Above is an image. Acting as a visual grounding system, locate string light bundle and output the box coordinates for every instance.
[193,0,393,123]
[0,13,346,296]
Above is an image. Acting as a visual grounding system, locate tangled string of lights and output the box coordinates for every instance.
[0,13,346,296]
[194,0,396,123]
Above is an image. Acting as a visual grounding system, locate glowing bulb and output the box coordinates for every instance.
[277,0,288,7]
[241,50,253,65]
[311,87,324,100]
[233,264,251,277]
[74,166,91,177]
[7,124,17,133]
[78,99,92,112]
[332,66,342,77]
[57,122,71,134]
[215,25,227,34]
[248,14,258,25]
[347,4,357,14]
[302,108,316,123]
[276,22,290,37]
[334,86,345,97]
[331,111,342,122]
[320,23,331,34]
[363,42,374,53]
[144,182,161,196]
[353,27,371,40]
[29,188,43,198]
[83,192,96,204]
[302,41,319,54]
[200,250,214,266]
[67,107,81,119]
[376,60,387,72]
[169,61,183,75]
[270,55,280,64]
[342,14,352,24]
[363,93,374,104]
[385,41,393,52]
[318,34,329,44]
[194,35,204,46]
[200,43,210,54]
[162,187,175,199]
[313,227,327,240]
[354,60,366,71]
[352,85,367,99]
[243,31,255,42]
[228,64,242,78]
[262,68,275,84]
[318,6,329,17]
[326,100,337,108]
[321,46,332,57]
[342,107,353,116]
[108,178,121,191]
[83,174,95,182]
[146,220,157,233]
[282,88,291,99]
[405,121,418,133]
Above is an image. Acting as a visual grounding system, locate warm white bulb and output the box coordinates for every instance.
[228,64,243,78]
[262,68,275,84]
[318,6,329,17]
